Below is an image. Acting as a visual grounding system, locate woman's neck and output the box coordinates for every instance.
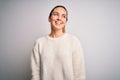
[49,30,65,38]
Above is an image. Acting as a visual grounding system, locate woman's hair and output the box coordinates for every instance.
[49,5,68,33]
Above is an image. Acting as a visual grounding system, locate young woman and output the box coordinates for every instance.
[31,5,86,80]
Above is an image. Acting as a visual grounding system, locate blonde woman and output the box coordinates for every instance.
[31,5,86,80]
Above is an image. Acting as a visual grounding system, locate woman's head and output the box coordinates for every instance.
[49,5,68,21]
[48,5,68,33]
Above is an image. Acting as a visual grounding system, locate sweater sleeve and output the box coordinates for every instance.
[31,40,40,80]
[72,38,86,80]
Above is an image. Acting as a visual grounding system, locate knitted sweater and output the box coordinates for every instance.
[31,33,85,80]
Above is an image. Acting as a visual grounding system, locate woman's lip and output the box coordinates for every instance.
[55,21,62,25]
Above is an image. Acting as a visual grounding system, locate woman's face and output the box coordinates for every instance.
[49,7,67,32]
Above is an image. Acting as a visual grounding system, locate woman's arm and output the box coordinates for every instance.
[31,40,40,80]
[72,38,86,80]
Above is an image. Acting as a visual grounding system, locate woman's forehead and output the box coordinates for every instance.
[52,7,67,14]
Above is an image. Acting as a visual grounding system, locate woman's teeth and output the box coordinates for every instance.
[55,21,61,25]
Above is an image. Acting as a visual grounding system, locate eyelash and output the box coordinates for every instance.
[52,13,66,18]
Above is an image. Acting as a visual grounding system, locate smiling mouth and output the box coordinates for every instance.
[55,21,62,25]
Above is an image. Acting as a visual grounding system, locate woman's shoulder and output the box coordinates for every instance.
[67,33,83,49]
[66,33,80,42]
[35,35,48,43]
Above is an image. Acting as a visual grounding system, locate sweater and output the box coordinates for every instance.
[31,33,86,80]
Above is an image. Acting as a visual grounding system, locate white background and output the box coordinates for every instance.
[0,0,120,80]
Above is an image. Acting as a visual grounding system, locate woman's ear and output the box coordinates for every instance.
[48,17,51,22]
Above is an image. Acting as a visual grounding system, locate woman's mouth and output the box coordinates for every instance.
[55,21,62,25]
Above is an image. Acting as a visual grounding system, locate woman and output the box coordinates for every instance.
[31,5,86,80]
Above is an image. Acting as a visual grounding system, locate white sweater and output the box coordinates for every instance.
[31,33,85,80]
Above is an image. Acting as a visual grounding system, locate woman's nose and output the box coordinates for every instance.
[57,15,62,20]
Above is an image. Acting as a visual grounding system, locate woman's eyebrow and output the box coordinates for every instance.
[52,12,58,13]
[53,11,66,15]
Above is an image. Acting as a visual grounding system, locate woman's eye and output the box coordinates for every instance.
[62,15,66,18]
[63,16,66,18]
[53,13,58,16]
